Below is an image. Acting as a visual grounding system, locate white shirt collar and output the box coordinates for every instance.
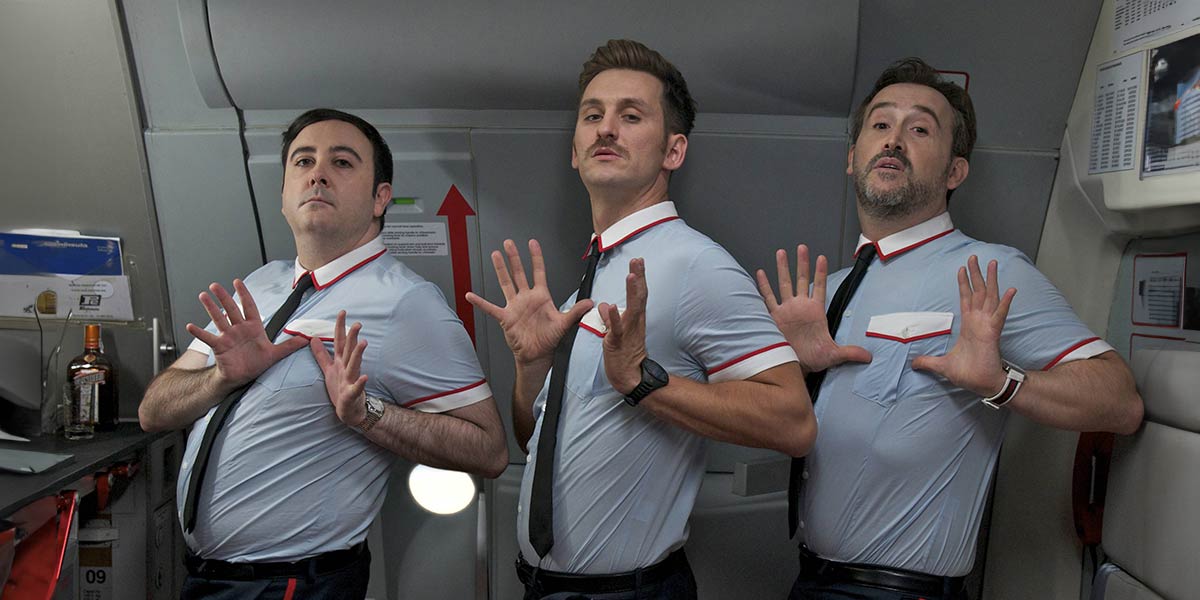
[293,235,387,289]
[856,212,955,260]
[589,201,680,254]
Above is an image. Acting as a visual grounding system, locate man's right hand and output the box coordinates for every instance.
[466,239,594,374]
[185,279,310,390]
[756,244,871,374]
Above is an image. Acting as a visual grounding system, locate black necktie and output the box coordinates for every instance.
[529,239,601,558]
[183,273,315,533]
[788,243,877,537]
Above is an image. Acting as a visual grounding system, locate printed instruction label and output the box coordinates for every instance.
[382,222,449,256]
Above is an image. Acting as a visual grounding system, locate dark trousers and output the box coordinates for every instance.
[181,546,371,600]
[517,550,698,600]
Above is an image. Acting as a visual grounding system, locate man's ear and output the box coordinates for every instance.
[662,133,688,172]
[374,182,392,217]
[846,145,856,176]
[946,157,969,191]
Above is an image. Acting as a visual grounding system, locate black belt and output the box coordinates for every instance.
[798,545,964,597]
[185,542,367,581]
[516,549,690,595]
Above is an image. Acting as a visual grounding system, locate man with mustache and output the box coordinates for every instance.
[140,109,507,600]
[468,40,815,599]
[757,58,1144,599]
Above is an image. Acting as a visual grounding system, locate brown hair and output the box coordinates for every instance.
[578,39,696,137]
[851,57,977,161]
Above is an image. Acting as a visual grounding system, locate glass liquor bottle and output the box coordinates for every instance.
[65,324,117,439]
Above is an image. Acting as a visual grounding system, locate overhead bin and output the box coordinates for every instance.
[182,0,859,116]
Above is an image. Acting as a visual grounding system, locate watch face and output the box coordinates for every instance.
[365,396,385,414]
[643,358,669,386]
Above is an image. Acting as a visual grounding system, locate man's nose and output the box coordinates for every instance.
[308,169,329,187]
[596,113,618,140]
[883,131,903,152]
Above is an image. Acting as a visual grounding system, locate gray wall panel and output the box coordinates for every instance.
[855,0,1100,151]
[205,0,858,116]
[124,0,239,130]
[145,131,266,349]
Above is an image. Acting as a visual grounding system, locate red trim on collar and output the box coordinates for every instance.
[593,216,680,254]
[1042,337,1101,371]
[307,248,388,290]
[707,342,790,375]
[872,228,955,260]
[402,379,488,408]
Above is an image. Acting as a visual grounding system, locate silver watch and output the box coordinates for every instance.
[356,395,386,433]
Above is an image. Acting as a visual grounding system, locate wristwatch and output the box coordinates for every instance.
[356,395,386,433]
[981,362,1026,409]
[624,357,669,406]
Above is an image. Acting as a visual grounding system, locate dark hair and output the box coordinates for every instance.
[851,58,977,161]
[281,108,393,190]
[578,39,697,137]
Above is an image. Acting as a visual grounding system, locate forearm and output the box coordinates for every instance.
[1006,352,1143,434]
[138,366,236,431]
[511,360,550,453]
[364,404,509,478]
[639,363,815,457]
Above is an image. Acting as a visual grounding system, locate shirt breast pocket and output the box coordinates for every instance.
[852,312,953,407]
[257,319,333,391]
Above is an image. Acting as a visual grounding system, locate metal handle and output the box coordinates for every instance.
[152,318,176,375]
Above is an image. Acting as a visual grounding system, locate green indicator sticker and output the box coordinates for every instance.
[392,197,417,205]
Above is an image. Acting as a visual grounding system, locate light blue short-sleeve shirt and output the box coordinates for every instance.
[178,236,491,562]
[799,212,1112,577]
[516,202,799,574]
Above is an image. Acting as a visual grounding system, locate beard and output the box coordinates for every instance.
[853,150,946,220]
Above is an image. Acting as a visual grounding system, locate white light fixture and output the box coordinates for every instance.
[407,465,476,515]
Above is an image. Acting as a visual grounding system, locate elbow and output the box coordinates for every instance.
[478,437,510,479]
[780,415,817,457]
[1114,392,1145,436]
[138,404,163,432]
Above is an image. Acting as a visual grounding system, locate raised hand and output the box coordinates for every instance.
[185,279,309,388]
[466,239,594,370]
[755,245,871,374]
[310,310,369,427]
[599,258,649,395]
[912,256,1016,396]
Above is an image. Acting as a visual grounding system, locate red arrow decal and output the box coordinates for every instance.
[437,184,477,344]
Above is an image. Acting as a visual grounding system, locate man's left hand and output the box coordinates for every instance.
[310,310,370,427]
[912,255,1016,397]
[599,258,649,396]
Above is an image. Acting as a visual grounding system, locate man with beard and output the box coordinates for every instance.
[756,58,1143,600]
[140,109,507,600]
[469,40,814,599]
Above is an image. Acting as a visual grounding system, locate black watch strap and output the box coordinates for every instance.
[625,357,669,406]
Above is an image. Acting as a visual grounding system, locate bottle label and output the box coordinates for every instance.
[73,369,105,421]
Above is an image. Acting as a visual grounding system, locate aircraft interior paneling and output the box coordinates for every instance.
[2,0,1199,598]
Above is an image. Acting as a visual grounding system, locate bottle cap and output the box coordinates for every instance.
[84,324,101,349]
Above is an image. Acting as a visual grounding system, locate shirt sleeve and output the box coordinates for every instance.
[375,282,491,412]
[675,246,798,383]
[991,248,1114,371]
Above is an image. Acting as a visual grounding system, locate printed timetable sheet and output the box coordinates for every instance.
[1090,55,1142,174]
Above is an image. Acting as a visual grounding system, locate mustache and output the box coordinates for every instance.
[869,149,911,170]
[588,139,625,157]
